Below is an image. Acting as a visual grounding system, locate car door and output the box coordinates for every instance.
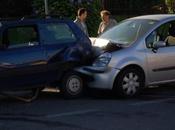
[0,24,47,90]
[146,21,175,83]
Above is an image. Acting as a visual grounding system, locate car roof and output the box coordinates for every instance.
[129,14,175,21]
[0,18,72,26]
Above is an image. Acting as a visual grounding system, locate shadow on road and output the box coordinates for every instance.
[1,85,175,103]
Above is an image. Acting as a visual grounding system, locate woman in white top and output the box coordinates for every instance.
[98,10,117,35]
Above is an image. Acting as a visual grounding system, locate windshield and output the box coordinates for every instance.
[99,19,157,45]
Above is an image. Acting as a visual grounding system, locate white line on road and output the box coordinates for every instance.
[44,109,99,118]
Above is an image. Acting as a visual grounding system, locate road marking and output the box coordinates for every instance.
[44,109,99,118]
[131,98,175,106]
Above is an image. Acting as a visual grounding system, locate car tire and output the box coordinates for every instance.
[61,71,84,99]
[114,68,144,98]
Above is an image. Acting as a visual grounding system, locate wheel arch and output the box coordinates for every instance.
[113,64,146,90]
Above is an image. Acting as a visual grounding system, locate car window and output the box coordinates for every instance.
[40,23,76,45]
[146,21,175,48]
[6,26,39,49]
[156,23,170,40]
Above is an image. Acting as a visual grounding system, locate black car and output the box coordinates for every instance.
[0,18,92,98]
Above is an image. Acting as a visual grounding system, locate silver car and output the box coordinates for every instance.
[77,14,175,97]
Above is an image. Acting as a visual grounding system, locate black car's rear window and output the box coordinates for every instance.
[40,23,76,45]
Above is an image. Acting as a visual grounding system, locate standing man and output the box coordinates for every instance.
[98,10,117,35]
[74,8,89,36]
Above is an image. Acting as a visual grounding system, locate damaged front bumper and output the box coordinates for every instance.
[75,66,121,90]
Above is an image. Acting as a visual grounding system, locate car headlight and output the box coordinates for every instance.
[93,53,112,67]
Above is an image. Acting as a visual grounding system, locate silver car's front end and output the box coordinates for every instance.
[77,42,148,90]
[77,65,121,89]
[88,67,120,89]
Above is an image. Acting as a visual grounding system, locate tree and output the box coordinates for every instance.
[32,0,76,19]
[0,0,32,18]
[32,0,101,36]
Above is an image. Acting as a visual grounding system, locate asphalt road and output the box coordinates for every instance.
[1,86,175,130]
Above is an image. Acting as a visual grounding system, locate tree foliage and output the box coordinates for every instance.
[32,0,76,19]
[165,0,175,13]
[32,0,102,36]
[0,0,32,18]
[0,0,174,36]
[103,0,166,14]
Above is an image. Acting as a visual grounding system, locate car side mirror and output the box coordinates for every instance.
[152,41,166,53]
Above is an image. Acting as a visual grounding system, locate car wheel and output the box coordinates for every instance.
[114,68,144,97]
[61,71,84,99]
